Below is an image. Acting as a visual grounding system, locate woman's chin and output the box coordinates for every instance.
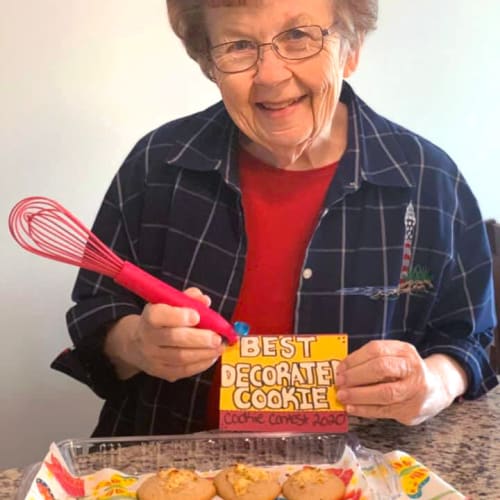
[261,128,312,148]
[249,135,312,164]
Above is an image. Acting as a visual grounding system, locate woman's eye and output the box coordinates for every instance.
[284,29,309,41]
[227,40,254,52]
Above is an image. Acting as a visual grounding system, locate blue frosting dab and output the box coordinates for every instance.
[233,321,250,337]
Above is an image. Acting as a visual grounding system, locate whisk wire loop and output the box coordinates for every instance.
[8,196,123,276]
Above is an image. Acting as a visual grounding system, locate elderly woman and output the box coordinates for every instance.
[53,0,498,437]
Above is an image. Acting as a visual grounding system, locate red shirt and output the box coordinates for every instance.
[206,149,337,428]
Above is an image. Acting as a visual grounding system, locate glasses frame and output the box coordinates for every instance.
[209,24,336,74]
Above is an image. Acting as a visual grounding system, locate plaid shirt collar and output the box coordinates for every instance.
[163,81,415,192]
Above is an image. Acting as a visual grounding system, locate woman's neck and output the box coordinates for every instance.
[240,102,349,171]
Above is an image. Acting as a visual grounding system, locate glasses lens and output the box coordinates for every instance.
[210,26,326,73]
[274,26,323,60]
[211,40,258,73]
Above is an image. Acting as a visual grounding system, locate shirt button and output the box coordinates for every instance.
[303,268,313,280]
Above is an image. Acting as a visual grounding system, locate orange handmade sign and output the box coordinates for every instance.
[219,334,348,432]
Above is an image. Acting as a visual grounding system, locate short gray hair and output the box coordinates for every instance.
[166,0,378,80]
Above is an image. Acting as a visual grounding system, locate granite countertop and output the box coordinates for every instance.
[350,385,500,498]
[0,468,22,500]
[3,384,499,499]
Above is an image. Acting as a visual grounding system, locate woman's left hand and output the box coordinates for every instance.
[335,340,467,425]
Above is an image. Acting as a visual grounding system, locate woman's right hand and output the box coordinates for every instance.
[104,288,225,382]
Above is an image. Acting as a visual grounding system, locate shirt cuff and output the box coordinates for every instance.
[54,296,143,399]
[421,340,499,399]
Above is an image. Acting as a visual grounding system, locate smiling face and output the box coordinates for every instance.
[204,0,360,169]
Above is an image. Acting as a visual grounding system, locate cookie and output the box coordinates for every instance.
[137,468,216,500]
[214,463,281,500]
[282,467,346,500]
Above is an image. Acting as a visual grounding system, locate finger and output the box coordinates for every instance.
[343,403,424,426]
[337,340,417,372]
[156,346,224,367]
[156,327,224,349]
[337,355,411,387]
[144,303,200,329]
[184,287,212,307]
[336,379,413,406]
[156,357,220,383]
[343,403,395,420]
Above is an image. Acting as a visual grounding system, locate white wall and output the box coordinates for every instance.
[1,0,499,469]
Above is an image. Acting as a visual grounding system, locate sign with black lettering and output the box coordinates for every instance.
[219,335,347,432]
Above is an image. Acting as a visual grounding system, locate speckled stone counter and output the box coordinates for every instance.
[350,385,500,498]
[0,468,22,500]
[3,384,499,499]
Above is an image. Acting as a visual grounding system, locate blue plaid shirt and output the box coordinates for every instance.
[52,82,498,437]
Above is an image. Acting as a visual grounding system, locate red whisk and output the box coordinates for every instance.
[8,196,238,344]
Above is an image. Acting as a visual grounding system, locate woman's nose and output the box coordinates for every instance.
[253,45,291,85]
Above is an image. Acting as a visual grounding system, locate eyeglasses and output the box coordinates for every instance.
[209,24,336,74]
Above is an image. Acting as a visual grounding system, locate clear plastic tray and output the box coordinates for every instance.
[16,431,402,499]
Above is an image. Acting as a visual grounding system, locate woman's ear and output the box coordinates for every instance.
[343,49,360,78]
[205,58,221,85]
[343,36,363,78]
[208,67,217,83]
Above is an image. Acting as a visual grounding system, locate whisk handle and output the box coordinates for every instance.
[114,261,238,345]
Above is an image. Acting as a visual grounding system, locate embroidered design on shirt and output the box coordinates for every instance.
[400,201,416,284]
[335,202,433,300]
[398,265,433,296]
